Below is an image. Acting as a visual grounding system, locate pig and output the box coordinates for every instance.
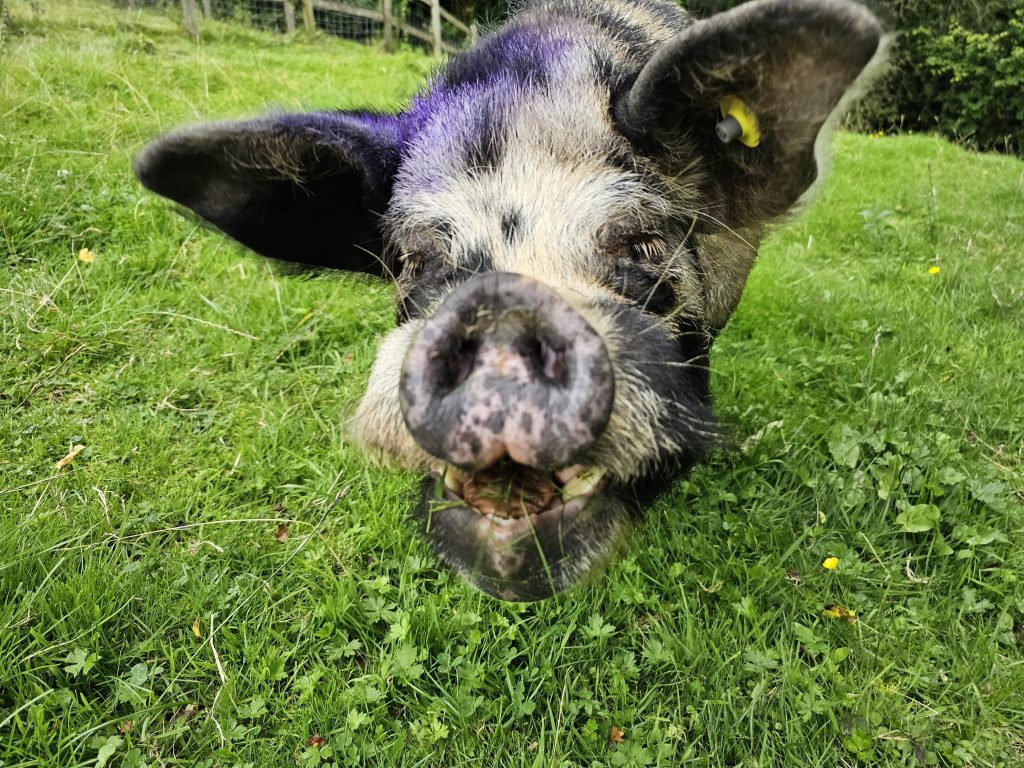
[135,0,882,600]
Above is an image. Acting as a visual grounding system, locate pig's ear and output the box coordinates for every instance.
[617,0,882,227]
[134,112,401,277]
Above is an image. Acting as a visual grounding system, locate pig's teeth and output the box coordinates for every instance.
[561,467,605,498]
[555,464,586,483]
[443,466,467,493]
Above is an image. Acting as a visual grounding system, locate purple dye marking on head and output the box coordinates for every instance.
[403,81,505,146]
[442,22,576,90]
[397,23,580,164]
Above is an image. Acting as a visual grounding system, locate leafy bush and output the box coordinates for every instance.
[863,10,1024,154]
[873,0,1014,30]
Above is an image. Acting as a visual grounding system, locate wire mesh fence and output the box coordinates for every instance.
[314,3,381,42]
[113,0,474,53]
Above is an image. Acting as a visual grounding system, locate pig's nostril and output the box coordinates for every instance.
[455,339,477,387]
[518,335,567,385]
[433,335,479,392]
[541,343,567,384]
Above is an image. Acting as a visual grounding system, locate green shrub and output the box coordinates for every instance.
[913,12,1024,154]
[875,0,1015,30]
[868,11,1024,154]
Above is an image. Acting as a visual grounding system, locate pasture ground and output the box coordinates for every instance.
[2,1,1023,765]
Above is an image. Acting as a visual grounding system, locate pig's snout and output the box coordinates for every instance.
[399,273,614,470]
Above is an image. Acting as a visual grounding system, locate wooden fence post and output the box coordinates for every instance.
[200,0,211,18]
[181,0,200,40]
[382,0,393,52]
[284,0,296,33]
[430,0,441,56]
[302,0,315,34]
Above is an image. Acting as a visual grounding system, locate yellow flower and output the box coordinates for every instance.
[822,604,857,624]
[823,557,840,570]
[928,266,941,275]
[78,247,95,264]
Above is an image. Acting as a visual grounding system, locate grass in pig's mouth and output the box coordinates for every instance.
[435,461,608,525]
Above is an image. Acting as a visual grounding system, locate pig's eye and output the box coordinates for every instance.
[400,224,452,268]
[626,235,664,262]
[400,239,447,269]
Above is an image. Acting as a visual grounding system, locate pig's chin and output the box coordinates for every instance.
[413,463,630,601]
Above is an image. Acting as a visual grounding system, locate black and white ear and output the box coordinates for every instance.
[134,112,402,276]
[618,0,882,227]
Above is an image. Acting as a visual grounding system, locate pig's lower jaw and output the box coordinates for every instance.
[413,466,629,601]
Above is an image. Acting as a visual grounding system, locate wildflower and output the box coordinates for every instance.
[78,247,95,264]
[928,266,941,275]
[822,604,857,624]
[823,557,840,570]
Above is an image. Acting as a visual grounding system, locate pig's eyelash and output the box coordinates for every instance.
[398,250,426,269]
[626,235,665,262]
[639,226,694,313]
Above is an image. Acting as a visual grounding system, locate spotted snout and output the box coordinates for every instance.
[399,272,614,470]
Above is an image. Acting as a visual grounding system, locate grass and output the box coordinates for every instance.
[1,1,1023,766]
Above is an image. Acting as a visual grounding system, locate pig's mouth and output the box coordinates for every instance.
[414,460,630,601]
[441,462,607,520]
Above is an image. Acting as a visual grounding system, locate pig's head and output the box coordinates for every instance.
[136,0,881,600]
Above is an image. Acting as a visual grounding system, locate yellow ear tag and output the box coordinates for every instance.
[717,95,761,148]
